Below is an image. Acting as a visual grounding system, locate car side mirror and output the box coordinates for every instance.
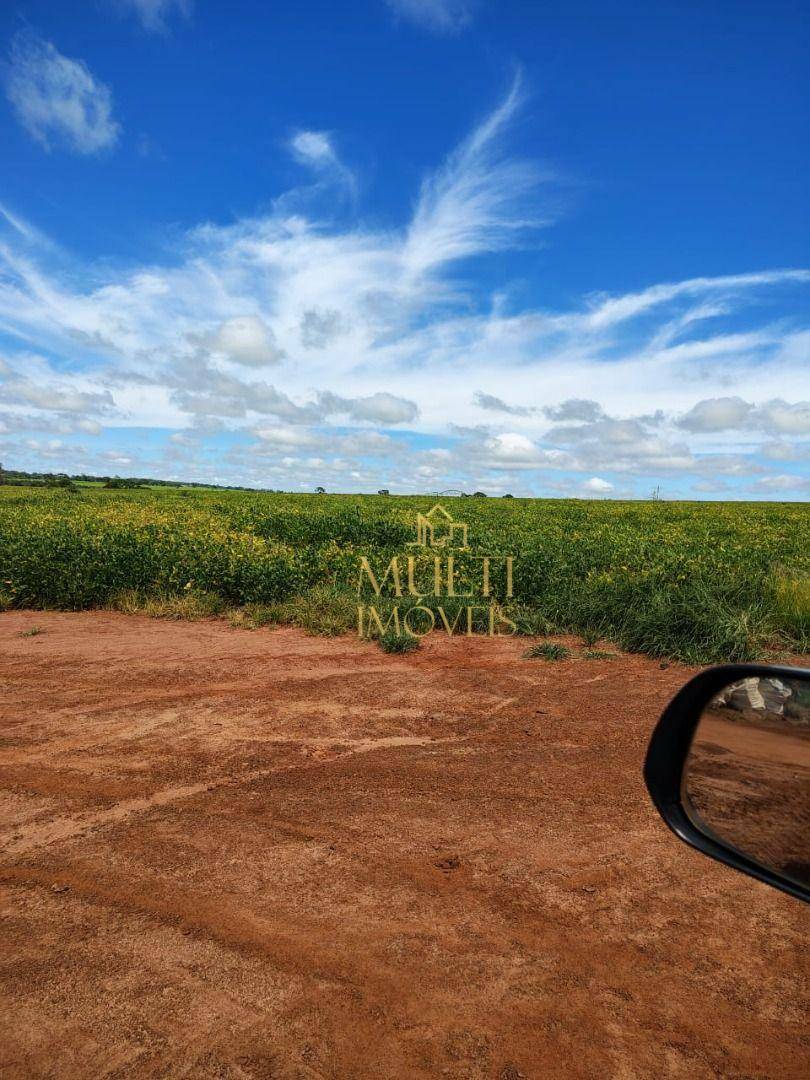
[644,664,810,903]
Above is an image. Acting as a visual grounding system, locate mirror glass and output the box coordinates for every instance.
[683,674,810,890]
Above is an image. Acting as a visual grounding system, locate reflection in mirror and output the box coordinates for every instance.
[684,675,810,890]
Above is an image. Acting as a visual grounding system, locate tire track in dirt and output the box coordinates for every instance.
[1,612,806,1079]
[0,735,458,858]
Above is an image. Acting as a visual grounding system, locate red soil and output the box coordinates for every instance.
[0,612,807,1078]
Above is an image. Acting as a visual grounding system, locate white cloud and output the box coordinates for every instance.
[0,202,54,248]
[203,316,284,367]
[584,270,810,331]
[445,429,573,474]
[677,396,810,435]
[290,130,336,167]
[252,425,320,449]
[677,397,753,432]
[753,474,810,494]
[543,399,604,423]
[692,479,730,494]
[756,399,810,435]
[0,75,808,496]
[24,437,70,458]
[101,450,134,465]
[115,0,192,32]
[5,34,120,154]
[474,391,535,416]
[0,411,102,436]
[403,70,551,279]
[545,415,695,474]
[583,476,613,494]
[288,130,356,195]
[300,308,348,350]
[484,432,539,462]
[318,391,418,424]
[0,354,115,414]
[761,440,808,462]
[384,0,477,33]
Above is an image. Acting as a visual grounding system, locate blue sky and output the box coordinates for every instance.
[0,0,808,497]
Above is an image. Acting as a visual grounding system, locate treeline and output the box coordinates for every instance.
[0,466,274,492]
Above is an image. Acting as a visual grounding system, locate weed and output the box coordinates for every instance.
[285,586,357,636]
[378,629,420,654]
[109,589,225,620]
[228,604,280,630]
[523,641,570,661]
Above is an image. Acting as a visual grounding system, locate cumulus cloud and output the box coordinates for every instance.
[445,429,573,473]
[0,73,808,497]
[481,429,570,468]
[484,432,540,462]
[0,411,102,436]
[201,316,284,367]
[101,449,134,465]
[22,437,72,459]
[753,474,810,494]
[5,33,120,154]
[0,354,115,414]
[677,397,753,432]
[384,0,477,33]
[677,396,810,435]
[583,476,613,494]
[546,415,695,473]
[756,399,810,435]
[251,425,321,449]
[474,392,535,416]
[318,391,418,424]
[761,440,808,462]
[692,479,730,494]
[542,399,604,423]
[172,381,318,424]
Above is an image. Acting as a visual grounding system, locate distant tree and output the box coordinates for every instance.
[45,474,77,492]
[104,477,143,489]
[315,486,326,494]
[473,491,487,498]
[377,488,390,496]
[502,493,514,498]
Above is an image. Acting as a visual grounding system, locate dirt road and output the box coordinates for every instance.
[0,612,806,1078]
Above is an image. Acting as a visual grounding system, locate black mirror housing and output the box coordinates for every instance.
[644,663,810,904]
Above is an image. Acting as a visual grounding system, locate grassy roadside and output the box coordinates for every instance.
[1,486,807,663]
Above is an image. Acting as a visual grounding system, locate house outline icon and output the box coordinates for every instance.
[408,504,469,549]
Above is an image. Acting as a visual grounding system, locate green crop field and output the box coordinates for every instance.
[0,485,807,663]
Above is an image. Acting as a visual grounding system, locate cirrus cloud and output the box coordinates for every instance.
[0,76,808,498]
[384,0,478,34]
[5,33,120,154]
[115,0,192,33]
